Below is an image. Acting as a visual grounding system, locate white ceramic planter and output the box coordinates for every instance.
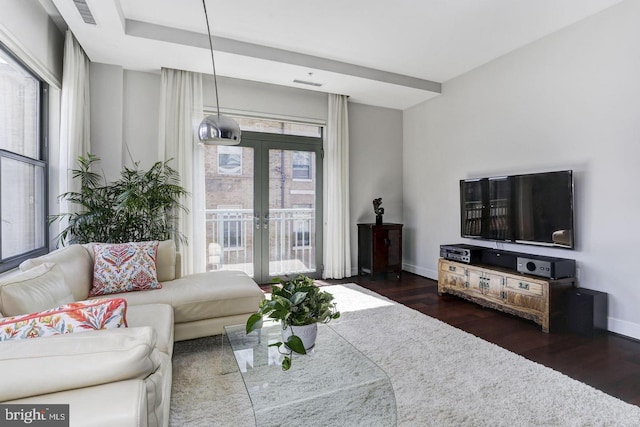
[281,323,318,351]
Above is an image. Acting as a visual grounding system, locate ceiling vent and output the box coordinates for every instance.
[73,0,96,25]
[293,79,323,87]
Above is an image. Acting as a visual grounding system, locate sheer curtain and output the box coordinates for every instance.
[323,94,351,279]
[158,68,205,275]
[59,30,90,222]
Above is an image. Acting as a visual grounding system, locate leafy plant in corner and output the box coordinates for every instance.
[246,275,340,370]
[50,153,189,246]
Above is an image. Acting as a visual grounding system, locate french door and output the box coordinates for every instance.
[204,132,323,284]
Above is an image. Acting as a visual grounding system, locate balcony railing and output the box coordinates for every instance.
[205,208,316,276]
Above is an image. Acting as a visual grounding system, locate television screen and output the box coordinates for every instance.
[460,170,574,249]
[513,171,573,248]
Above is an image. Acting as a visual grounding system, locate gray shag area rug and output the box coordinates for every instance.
[170,283,640,426]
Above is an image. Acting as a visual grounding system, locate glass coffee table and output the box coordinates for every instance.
[223,321,397,426]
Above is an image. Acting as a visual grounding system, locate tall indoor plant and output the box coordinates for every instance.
[246,275,340,370]
[51,153,188,246]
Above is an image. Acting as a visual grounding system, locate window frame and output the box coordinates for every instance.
[0,42,49,273]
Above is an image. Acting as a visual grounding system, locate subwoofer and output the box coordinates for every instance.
[566,288,608,336]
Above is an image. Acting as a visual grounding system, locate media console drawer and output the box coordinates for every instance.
[505,278,544,296]
[437,258,574,333]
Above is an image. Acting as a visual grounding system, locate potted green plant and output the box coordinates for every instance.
[50,154,188,246]
[245,275,340,370]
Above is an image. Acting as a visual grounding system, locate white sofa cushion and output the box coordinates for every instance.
[144,350,172,427]
[106,270,264,324]
[6,380,149,427]
[0,263,73,317]
[126,303,174,357]
[19,245,93,301]
[0,326,160,401]
[156,240,177,282]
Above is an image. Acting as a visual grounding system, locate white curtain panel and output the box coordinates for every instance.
[58,30,90,219]
[158,68,205,275]
[323,94,351,279]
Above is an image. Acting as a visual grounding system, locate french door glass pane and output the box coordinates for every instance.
[1,158,44,258]
[204,145,254,276]
[268,149,316,276]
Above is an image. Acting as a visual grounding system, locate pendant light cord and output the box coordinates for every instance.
[202,0,221,118]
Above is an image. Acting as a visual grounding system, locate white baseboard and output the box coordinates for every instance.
[348,264,437,280]
[607,317,640,341]
[402,263,437,281]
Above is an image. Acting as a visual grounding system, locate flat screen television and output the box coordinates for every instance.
[460,170,574,249]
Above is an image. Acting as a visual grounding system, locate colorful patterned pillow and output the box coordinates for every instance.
[0,298,127,341]
[90,241,161,297]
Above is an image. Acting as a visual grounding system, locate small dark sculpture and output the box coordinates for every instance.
[373,197,384,225]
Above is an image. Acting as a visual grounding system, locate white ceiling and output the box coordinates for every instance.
[46,0,624,110]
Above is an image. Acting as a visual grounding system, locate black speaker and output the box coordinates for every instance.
[480,249,518,270]
[567,288,608,336]
[516,256,576,279]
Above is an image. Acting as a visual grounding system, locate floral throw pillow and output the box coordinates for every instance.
[0,298,127,341]
[90,241,161,297]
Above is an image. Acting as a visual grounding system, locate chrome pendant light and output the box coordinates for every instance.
[198,0,241,145]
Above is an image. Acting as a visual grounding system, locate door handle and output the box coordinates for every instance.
[264,212,269,230]
[254,213,260,229]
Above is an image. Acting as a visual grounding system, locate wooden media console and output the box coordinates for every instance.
[438,258,575,332]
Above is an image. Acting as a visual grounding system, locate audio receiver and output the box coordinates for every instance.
[439,244,484,264]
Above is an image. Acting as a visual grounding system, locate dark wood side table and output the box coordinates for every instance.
[357,223,403,279]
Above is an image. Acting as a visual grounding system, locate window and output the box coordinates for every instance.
[217,146,242,175]
[293,220,311,247]
[222,215,242,248]
[0,45,48,272]
[292,204,312,248]
[217,207,243,249]
[292,151,311,180]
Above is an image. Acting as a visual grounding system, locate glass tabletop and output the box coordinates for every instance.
[223,320,397,427]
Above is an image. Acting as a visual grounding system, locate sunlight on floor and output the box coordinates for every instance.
[263,283,394,314]
[322,284,394,313]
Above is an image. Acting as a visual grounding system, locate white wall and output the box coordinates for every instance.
[403,0,640,338]
[89,63,124,182]
[123,70,161,170]
[349,103,403,273]
[209,76,328,122]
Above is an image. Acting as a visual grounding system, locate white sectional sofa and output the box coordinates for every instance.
[0,240,264,427]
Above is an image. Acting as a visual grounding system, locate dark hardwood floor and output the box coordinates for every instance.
[320,271,640,408]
